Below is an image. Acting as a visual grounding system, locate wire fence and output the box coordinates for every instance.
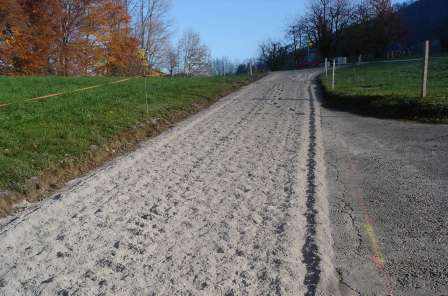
[323,41,448,101]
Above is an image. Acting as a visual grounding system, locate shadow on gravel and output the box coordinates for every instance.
[315,78,448,124]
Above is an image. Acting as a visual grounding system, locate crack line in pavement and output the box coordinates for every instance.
[302,85,321,296]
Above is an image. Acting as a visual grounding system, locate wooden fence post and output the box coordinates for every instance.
[332,59,336,90]
[421,40,429,98]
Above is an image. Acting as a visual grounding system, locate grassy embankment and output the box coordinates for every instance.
[320,57,448,122]
[0,74,253,214]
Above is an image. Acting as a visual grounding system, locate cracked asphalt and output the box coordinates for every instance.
[0,70,339,296]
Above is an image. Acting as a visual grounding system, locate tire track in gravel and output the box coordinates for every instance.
[302,83,321,296]
[138,80,305,295]
[241,77,308,296]
[96,77,300,294]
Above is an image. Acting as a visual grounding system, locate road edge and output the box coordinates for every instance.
[309,78,344,296]
[0,75,267,219]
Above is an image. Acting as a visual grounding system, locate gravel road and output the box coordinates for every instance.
[0,70,340,296]
[2,69,446,296]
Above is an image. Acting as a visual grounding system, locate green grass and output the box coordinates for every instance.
[0,75,251,193]
[320,57,448,121]
[0,76,119,104]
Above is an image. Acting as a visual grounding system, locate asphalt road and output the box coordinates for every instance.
[0,69,446,296]
[321,94,448,295]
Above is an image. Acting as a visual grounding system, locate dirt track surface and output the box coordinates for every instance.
[0,71,339,296]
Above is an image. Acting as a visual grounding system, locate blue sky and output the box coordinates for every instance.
[171,0,407,62]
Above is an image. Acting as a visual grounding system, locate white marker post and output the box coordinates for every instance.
[249,61,253,79]
[325,58,328,77]
[421,40,430,98]
[332,59,336,90]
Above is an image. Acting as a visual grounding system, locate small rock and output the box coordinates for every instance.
[251,213,263,224]
[52,194,62,201]
[114,263,126,273]
[84,270,97,281]
[29,176,40,189]
[97,258,113,268]
[89,145,99,151]
[41,276,55,284]
[0,190,11,200]
[57,289,69,296]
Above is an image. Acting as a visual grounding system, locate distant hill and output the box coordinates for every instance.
[398,0,448,50]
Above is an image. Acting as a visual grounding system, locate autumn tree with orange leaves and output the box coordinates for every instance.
[0,0,142,75]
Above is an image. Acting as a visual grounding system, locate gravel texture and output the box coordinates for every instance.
[0,70,340,296]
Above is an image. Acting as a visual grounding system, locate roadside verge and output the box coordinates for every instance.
[319,57,448,123]
[0,75,264,216]
[320,79,448,123]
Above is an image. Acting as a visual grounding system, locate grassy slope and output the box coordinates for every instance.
[320,57,448,121]
[0,76,119,104]
[0,75,250,196]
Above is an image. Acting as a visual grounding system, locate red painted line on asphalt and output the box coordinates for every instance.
[346,159,395,296]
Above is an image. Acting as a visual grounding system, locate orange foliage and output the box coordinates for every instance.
[0,0,142,75]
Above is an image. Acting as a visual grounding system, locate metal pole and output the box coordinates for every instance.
[325,58,328,77]
[332,59,336,90]
[421,40,429,98]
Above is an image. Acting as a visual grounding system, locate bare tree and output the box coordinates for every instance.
[286,16,309,51]
[177,30,211,76]
[258,39,290,71]
[301,0,353,57]
[136,0,172,72]
[165,42,178,76]
[212,56,235,76]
